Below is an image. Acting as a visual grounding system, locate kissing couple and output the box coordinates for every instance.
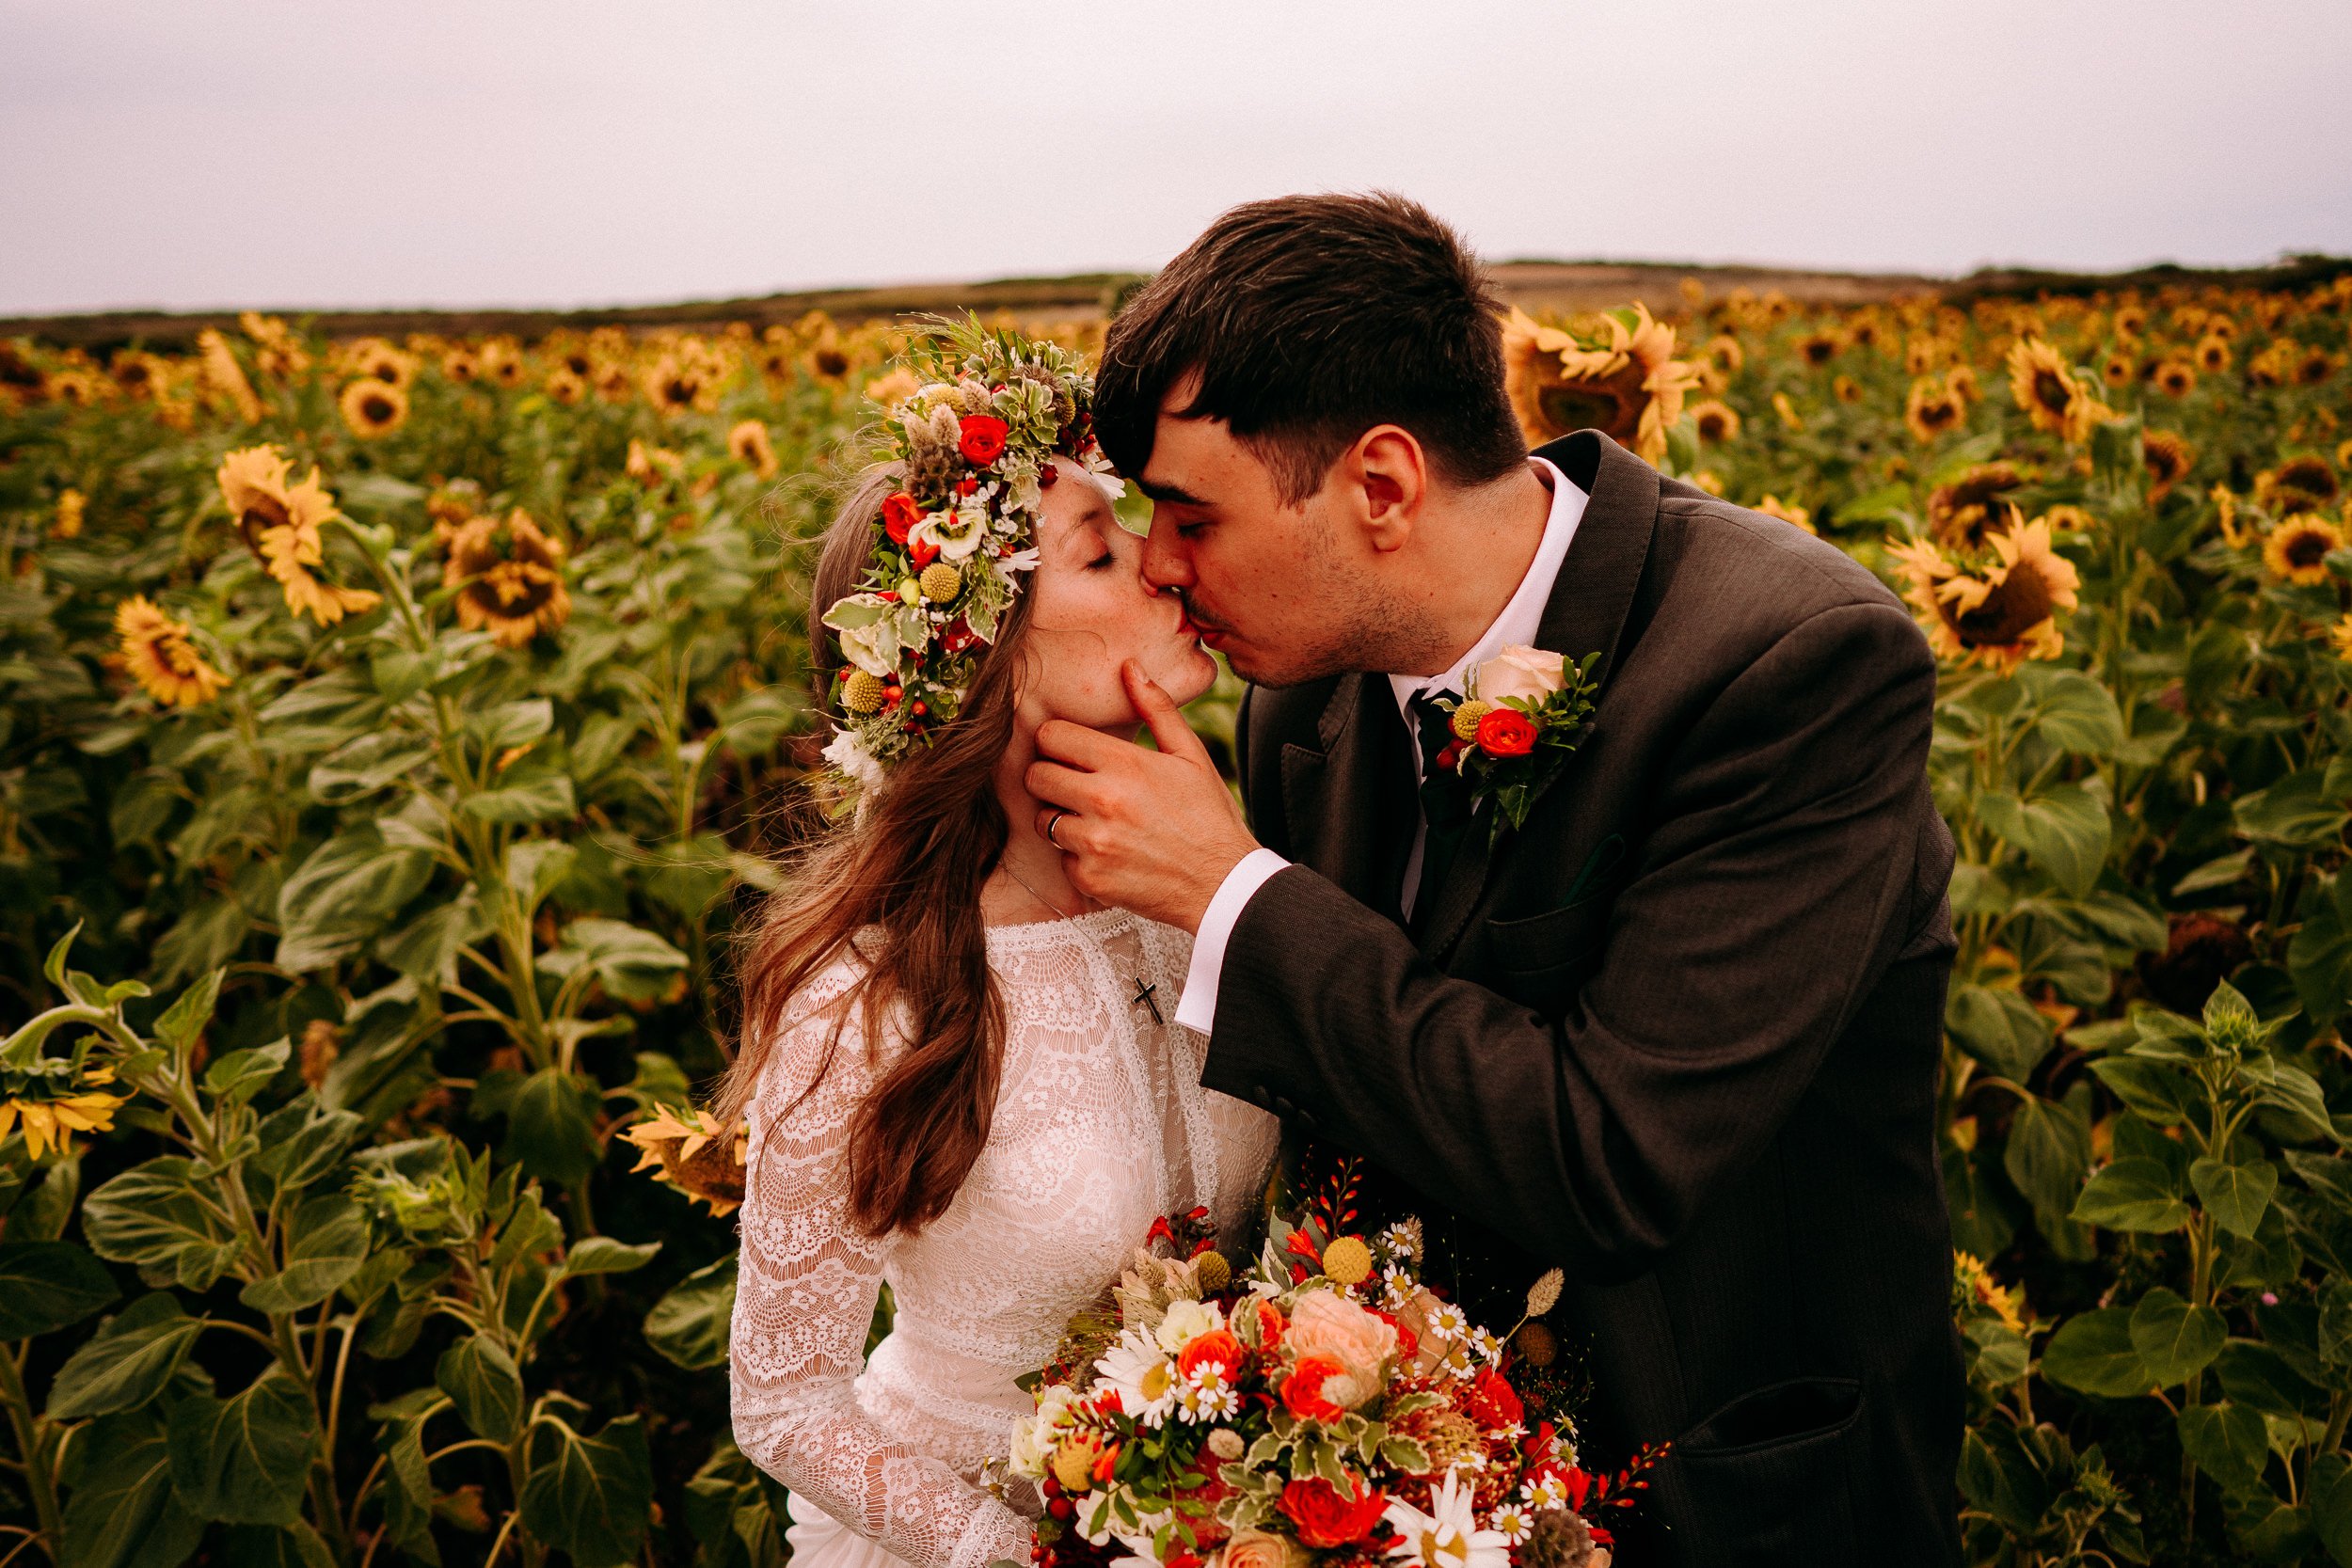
[716,194,1964,1568]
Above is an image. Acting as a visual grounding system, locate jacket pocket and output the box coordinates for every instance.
[1484,900,1609,1015]
[1667,1376,1867,1566]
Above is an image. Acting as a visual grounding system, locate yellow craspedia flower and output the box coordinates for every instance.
[2265,515,2344,585]
[841,670,888,715]
[114,596,229,708]
[1191,1250,1232,1294]
[1321,1235,1375,1286]
[728,418,778,479]
[1449,700,1493,741]
[52,488,85,539]
[339,377,408,438]
[918,562,962,604]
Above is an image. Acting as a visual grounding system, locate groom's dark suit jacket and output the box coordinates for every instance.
[1201,431,1965,1567]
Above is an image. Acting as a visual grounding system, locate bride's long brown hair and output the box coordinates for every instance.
[713,464,1039,1236]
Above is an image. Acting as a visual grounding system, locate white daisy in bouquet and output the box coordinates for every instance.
[996,1164,1666,1568]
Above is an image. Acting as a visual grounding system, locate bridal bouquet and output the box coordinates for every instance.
[997,1174,1663,1568]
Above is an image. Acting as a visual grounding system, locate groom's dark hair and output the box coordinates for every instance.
[1095,192,1527,504]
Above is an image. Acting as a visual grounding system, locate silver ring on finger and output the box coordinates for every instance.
[1046,810,1070,850]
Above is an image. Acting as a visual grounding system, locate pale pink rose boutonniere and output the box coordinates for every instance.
[1434,644,1601,841]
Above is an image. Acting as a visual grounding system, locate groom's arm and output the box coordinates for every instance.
[1201,600,1940,1280]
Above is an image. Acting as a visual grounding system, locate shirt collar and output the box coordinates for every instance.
[1391,454,1586,716]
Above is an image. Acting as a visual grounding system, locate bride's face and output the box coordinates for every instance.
[1017,457,1217,732]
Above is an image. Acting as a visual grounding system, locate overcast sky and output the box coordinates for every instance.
[4,0,2348,316]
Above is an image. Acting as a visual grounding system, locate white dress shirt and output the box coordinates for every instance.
[1174,457,1587,1035]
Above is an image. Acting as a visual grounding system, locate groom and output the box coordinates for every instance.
[1027,194,1963,1567]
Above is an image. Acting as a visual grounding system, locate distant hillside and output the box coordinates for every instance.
[7,256,2346,352]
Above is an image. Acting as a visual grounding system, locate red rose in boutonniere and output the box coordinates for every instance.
[958,414,1009,465]
[1438,643,1601,841]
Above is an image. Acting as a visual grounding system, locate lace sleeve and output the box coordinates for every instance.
[730,979,1032,1568]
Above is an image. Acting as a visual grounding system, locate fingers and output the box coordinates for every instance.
[1033,718,1121,769]
[1122,660,1214,767]
[1025,756,1100,812]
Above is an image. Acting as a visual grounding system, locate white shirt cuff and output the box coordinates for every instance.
[1175,847,1290,1035]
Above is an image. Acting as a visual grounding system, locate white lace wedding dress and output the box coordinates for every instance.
[731,908,1281,1568]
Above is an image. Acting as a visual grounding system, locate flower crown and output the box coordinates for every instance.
[818,318,1121,791]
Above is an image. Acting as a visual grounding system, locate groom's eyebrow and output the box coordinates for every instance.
[1136,475,1208,505]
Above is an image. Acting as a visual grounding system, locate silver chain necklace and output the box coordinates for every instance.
[995,861,1163,1025]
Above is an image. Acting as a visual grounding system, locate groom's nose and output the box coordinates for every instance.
[1140,514,1192,592]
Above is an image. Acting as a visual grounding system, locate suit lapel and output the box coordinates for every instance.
[1414,432,1662,960]
[1281,672,1419,917]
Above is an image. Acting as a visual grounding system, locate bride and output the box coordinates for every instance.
[715,325,1280,1568]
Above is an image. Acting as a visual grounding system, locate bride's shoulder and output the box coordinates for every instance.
[750,942,884,1105]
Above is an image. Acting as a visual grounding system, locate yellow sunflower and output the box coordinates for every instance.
[478,338,527,388]
[338,377,409,438]
[215,445,383,626]
[52,488,85,540]
[802,317,853,384]
[113,596,229,708]
[1754,494,1815,533]
[1927,461,2028,550]
[2261,455,2340,512]
[621,1104,749,1217]
[440,345,482,383]
[627,439,685,486]
[2211,485,2249,547]
[2113,303,2148,339]
[1905,377,1964,443]
[863,365,921,412]
[642,351,720,416]
[340,337,417,388]
[1797,330,1843,368]
[1946,364,1982,405]
[2297,347,2338,386]
[444,508,571,647]
[727,419,778,479]
[197,328,262,422]
[43,366,108,407]
[1889,510,2080,672]
[2196,334,2233,373]
[0,1067,127,1161]
[109,350,167,401]
[1501,304,1701,464]
[2101,352,2135,388]
[1691,400,1740,443]
[2005,336,2109,440]
[1833,374,1862,404]
[1704,333,1744,375]
[2331,614,2352,662]
[2153,359,2197,397]
[543,366,587,405]
[2264,515,2344,585]
[2141,431,2195,499]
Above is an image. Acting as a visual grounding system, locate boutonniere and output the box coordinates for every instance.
[1434,644,1601,841]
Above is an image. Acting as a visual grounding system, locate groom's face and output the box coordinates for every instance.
[1134,389,1364,689]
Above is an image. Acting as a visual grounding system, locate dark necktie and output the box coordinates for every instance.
[1407,693,1474,935]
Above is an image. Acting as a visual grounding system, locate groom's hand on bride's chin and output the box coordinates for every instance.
[1025,660,1258,933]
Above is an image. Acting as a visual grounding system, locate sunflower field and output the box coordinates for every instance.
[0,268,2349,1568]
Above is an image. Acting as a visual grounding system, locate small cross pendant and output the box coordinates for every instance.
[1131,976,1162,1026]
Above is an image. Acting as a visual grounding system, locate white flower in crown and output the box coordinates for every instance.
[912,505,987,562]
[1471,644,1566,706]
[993,545,1041,586]
[821,729,885,791]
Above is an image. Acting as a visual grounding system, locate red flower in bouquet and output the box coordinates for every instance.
[1474,707,1538,758]
[882,491,923,544]
[1463,1367,1524,1431]
[1278,1474,1388,1549]
[1280,1355,1348,1422]
[1178,1328,1245,1383]
[959,414,1009,465]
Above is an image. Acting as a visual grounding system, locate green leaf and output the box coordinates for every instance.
[544,917,689,1002]
[2003,1094,2091,1218]
[2129,1287,2226,1385]
[2071,1158,2192,1232]
[58,1412,203,1568]
[645,1255,738,1371]
[2217,1338,2328,1417]
[0,1240,119,1338]
[204,1037,290,1104]
[436,1334,524,1442]
[469,697,554,752]
[501,1067,602,1186]
[2310,1451,2352,1566]
[2090,1056,2199,1128]
[2290,873,2352,1024]
[240,1196,370,1314]
[519,1415,655,1567]
[1945,984,2053,1083]
[562,1236,661,1277]
[2320,1278,2352,1367]
[505,837,579,915]
[2192,1156,2280,1239]
[277,828,434,935]
[1979,784,2110,896]
[463,768,577,824]
[1956,1420,2052,1533]
[2178,1401,2269,1497]
[167,1368,319,1525]
[2237,770,2350,849]
[2021,667,2124,755]
[2040,1307,2152,1398]
[219,1521,339,1568]
[46,1293,204,1419]
[151,970,223,1054]
[308,731,435,804]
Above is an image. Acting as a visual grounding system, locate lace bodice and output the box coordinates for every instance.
[731,908,1280,1568]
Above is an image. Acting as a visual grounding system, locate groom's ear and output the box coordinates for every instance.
[1344,425,1428,555]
